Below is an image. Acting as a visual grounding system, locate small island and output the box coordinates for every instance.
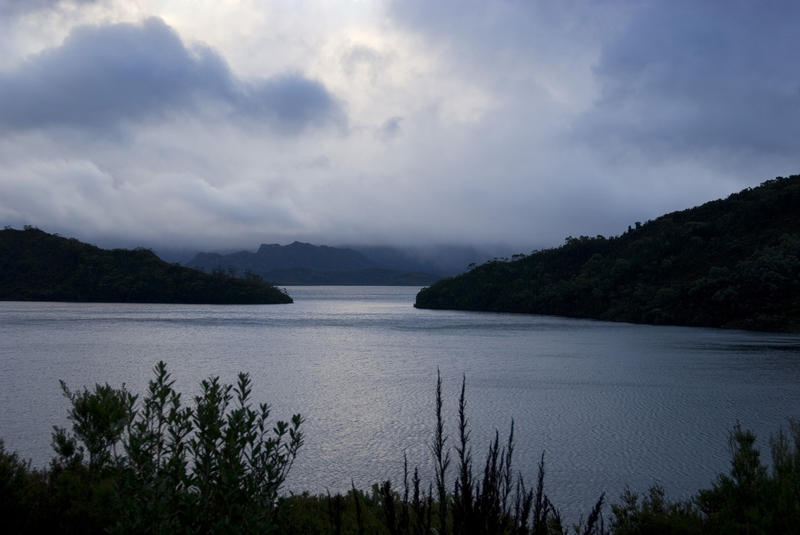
[416,175,800,332]
[0,227,292,304]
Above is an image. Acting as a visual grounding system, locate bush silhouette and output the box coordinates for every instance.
[43,362,303,534]
[2,366,799,533]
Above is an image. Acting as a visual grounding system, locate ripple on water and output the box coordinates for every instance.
[1,289,799,522]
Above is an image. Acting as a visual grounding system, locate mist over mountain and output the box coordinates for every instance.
[178,242,514,283]
[347,244,516,277]
[185,241,479,285]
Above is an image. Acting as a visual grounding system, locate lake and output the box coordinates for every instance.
[1,285,799,521]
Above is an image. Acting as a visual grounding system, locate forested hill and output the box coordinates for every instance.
[0,227,292,304]
[415,175,800,332]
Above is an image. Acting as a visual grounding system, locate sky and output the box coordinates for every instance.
[0,0,798,252]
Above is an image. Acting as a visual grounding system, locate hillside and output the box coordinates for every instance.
[416,175,800,332]
[187,241,439,285]
[0,227,292,304]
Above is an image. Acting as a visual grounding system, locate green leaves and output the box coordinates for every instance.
[56,380,136,471]
[50,361,304,534]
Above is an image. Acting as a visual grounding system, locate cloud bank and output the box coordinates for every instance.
[0,1,797,252]
[0,17,341,133]
[580,0,800,158]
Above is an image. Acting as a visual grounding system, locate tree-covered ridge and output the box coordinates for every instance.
[0,227,292,304]
[416,175,800,332]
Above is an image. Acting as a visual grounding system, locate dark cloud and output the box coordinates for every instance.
[0,17,342,133]
[579,1,800,157]
[388,0,617,76]
[241,74,343,132]
[0,0,98,16]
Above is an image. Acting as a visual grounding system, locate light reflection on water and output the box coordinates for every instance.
[1,286,799,521]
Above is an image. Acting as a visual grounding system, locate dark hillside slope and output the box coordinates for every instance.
[0,227,292,304]
[416,175,800,332]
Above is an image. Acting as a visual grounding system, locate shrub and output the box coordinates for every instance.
[610,485,703,535]
[49,361,303,534]
[0,440,50,533]
[610,420,800,534]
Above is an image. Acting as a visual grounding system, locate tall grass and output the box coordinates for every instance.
[354,370,607,535]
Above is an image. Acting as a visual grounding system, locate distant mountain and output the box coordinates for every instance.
[416,175,800,332]
[0,227,292,304]
[349,244,514,277]
[186,241,439,285]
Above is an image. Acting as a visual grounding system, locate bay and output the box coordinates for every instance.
[1,285,799,520]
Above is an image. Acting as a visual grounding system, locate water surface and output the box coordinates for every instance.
[1,286,799,519]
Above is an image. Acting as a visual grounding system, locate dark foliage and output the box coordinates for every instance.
[0,226,292,303]
[416,175,800,332]
[280,376,800,535]
[1,362,303,534]
[610,420,800,534]
[0,440,50,533]
[2,367,799,533]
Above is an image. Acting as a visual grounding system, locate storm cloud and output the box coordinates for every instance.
[0,17,341,133]
[579,0,800,158]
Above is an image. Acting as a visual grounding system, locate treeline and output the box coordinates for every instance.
[0,227,292,304]
[2,365,799,534]
[416,175,800,332]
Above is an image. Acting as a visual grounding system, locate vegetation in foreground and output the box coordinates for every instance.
[0,226,292,304]
[1,364,799,534]
[416,175,800,332]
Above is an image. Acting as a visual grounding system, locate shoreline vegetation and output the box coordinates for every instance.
[416,175,800,333]
[2,364,798,534]
[0,227,292,304]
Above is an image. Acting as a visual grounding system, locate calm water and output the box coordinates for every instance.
[2,286,799,520]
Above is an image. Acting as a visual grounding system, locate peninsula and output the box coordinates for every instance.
[0,227,292,304]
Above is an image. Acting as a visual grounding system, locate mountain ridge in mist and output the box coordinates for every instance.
[185,241,441,285]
